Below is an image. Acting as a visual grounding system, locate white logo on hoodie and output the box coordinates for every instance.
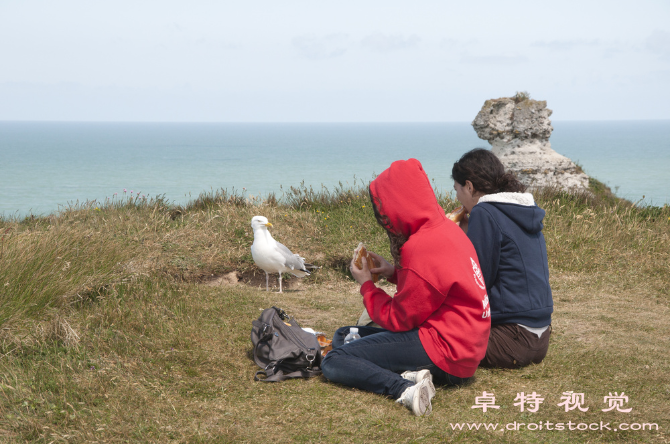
[471,257,486,290]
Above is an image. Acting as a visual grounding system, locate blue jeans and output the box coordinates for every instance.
[321,326,470,399]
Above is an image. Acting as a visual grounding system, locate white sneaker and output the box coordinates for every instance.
[396,378,435,417]
[401,370,436,396]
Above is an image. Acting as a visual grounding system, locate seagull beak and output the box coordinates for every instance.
[265,222,273,227]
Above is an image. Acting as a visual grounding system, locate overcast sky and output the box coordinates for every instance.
[1,0,669,122]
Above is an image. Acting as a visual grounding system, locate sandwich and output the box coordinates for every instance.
[447,205,466,224]
[353,242,379,283]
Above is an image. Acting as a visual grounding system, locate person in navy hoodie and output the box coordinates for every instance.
[321,158,490,416]
[451,148,553,369]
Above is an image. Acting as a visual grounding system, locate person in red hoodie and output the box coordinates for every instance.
[321,158,490,417]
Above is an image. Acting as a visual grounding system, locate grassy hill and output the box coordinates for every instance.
[1,183,668,443]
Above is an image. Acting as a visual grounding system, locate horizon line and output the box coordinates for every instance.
[1,118,670,124]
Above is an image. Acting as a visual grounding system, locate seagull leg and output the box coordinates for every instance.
[278,273,283,293]
[265,272,269,291]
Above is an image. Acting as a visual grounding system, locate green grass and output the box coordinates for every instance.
[1,184,669,443]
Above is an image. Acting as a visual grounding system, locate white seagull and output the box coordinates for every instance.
[250,215,313,293]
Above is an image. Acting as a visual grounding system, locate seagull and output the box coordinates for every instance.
[250,215,313,293]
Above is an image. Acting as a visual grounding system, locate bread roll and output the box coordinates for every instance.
[353,242,379,283]
[447,205,466,224]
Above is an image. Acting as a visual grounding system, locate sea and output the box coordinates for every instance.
[1,121,669,219]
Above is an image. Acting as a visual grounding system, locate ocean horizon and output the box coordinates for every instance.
[1,120,669,219]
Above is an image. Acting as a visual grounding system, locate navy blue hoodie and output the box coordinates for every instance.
[466,193,553,327]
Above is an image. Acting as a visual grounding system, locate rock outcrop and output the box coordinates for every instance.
[472,95,589,191]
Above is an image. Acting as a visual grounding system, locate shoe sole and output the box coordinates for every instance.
[418,386,433,416]
[413,381,433,416]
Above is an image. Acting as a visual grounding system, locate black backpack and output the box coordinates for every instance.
[250,307,323,382]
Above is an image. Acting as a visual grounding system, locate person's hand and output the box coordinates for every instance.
[350,253,373,286]
[459,212,469,234]
[366,251,395,280]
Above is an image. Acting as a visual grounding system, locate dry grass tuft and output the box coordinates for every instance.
[42,315,81,348]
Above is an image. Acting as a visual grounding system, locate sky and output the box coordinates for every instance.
[1,0,669,122]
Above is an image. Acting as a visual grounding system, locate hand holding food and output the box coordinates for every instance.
[447,205,467,224]
[366,250,395,280]
[353,242,379,283]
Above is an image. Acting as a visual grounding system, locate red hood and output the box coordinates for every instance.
[369,158,447,238]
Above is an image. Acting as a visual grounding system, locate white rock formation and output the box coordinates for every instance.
[472,96,589,191]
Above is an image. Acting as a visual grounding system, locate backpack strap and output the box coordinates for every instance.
[254,367,322,382]
[251,322,274,368]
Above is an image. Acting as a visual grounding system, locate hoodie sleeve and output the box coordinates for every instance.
[466,206,501,291]
[361,269,447,332]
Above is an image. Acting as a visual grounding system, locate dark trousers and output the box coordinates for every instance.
[321,326,469,399]
[479,323,551,369]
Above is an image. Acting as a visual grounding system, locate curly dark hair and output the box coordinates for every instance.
[451,148,526,194]
[370,188,406,267]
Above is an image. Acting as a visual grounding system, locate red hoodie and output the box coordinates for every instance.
[362,158,491,378]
